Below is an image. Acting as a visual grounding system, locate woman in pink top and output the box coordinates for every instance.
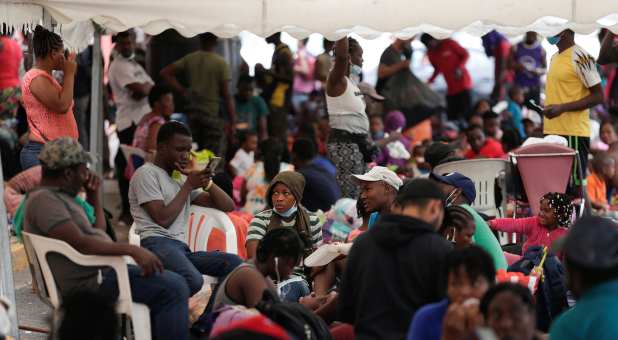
[20,26,78,170]
[489,192,573,255]
[132,85,174,154]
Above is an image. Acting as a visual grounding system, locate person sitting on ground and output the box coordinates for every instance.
[465,124,505,159]
[522,118,538,138]
[54,290,119,340]
[230,130,258,178]
[338,179,452,339]
[481,283,542,340]
[23,138,190,339]
[489,192,572,256]
[483,111,502,140]
[501,128,522,153]
[242,138,293,215]
[246,171,324,302]
[407,246,496,340]
[214,228,305,309]
[129,121,242,299]
[440,205,476,250]
[549,215,618,339]
[352,166,403,229]
[291,138,341,212]
[132,84,174,156]
[430,172,508,270]
[587,152,616,213]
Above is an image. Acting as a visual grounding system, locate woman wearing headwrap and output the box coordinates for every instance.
[489,192,573,255]
[245,171,323,302]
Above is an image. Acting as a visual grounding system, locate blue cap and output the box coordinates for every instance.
[430,172,476,203]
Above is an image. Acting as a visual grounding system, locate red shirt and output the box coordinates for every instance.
[427,39,472,95]
[465,138,505,159]
[0,37,22,89]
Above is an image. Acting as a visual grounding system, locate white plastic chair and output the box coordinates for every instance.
[129,206,238,285]
[22,232,151,340]
[433,159,508,217]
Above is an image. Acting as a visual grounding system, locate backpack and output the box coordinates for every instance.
[508,246,568,332]
[256,290,332,340]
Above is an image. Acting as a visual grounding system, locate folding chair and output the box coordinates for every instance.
[22,232,151,340]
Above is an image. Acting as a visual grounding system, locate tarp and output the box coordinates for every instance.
[2,0,618,49]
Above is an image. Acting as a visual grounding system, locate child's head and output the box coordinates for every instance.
[600,119,618,146]
[592,151,616,181]
[238,130,258,153]
[236,75,255,102]
[501,128,522,153]
[370,114,384,138]
[441,205,476,249]
[467,114,484,128]
[539,192,573,228]
[522,118,535,137]
[466,125,487,154]
[445,246,496,304]
[473,99,491,115]
[508,86,525,105]
[482,111,501,139]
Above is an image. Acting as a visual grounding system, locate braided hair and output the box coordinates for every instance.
[440,205,474,235]
[256,228,305,264]
[541,192,573,228]
[32,25,63,59]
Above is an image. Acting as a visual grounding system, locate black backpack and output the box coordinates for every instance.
[256,290,332,340]
[508,246,568,332]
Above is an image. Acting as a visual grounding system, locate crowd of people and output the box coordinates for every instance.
[3,24,618,339]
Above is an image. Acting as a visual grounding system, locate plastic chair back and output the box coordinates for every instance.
[511,143,575,215]
[186,206,238,254]
[433,159,508,217]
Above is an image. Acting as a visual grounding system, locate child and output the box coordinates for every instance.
[229,130,258,178]
[370,114,385,141]
[440,205,476,249]
[488,192,572,255]
[506,86,526,139]
[522,118,536,138]
[586,152,616,213]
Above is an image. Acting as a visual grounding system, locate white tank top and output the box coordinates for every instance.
[326,77,369,134]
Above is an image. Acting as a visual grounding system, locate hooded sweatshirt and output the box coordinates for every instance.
[338,214,453,340]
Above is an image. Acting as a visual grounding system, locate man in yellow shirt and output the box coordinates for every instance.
[543,29,604,172]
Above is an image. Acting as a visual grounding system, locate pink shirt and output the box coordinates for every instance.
[0,37,22,89]
[22,69,78,142]
[489,216,567,254]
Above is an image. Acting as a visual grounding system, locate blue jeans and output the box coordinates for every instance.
[279,276,311,302]
[141,237,242,296]
[100,265,190,340]
[20,141,44,170]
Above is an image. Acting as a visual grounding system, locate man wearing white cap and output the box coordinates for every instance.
[353,166,403,228]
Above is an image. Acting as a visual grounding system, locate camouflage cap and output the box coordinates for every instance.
[38,137,92,170]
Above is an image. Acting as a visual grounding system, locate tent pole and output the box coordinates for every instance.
[89,25,104,177]
[0,157,20,340]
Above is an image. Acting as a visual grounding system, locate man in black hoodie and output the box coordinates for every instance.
[338,178,453,340]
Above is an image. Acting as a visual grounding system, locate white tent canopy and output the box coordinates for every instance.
[2,0,618,49]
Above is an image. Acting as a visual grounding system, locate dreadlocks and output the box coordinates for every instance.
[32,25,63,59]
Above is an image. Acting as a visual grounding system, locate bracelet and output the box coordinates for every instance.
[204,180,214,192]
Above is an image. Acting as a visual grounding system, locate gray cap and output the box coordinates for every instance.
[562,216,618,270]
[38,137,92,170]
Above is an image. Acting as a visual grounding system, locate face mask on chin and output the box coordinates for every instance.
[274,204,298,218]
[349,64,362,84]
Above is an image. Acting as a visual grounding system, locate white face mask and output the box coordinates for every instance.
[349,64,362,84]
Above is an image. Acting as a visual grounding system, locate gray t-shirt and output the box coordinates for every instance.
[24,187,111,294]
[129,163,201,241]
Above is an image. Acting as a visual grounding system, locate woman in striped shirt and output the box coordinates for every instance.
[246,171,323,302]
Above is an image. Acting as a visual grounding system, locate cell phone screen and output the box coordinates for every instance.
[206,157,221,172]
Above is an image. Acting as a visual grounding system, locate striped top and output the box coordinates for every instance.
[247,209,323,278]
[21,69,78,142]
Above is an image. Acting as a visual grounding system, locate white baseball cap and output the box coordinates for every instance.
[352,166,403,190]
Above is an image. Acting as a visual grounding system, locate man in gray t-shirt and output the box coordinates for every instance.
[128,121,241,297]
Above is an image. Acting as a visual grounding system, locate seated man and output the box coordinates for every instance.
[24,138,190,339]
[353,166,403,228]
[465,125,505,159]
[129,121,242,298]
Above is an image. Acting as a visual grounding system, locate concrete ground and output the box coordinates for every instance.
[11,179,125,339]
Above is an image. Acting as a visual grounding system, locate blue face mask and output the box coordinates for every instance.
[373,131,385,140]
[547,35,561,45]
[274,205,298,218]
[349,64,362,84]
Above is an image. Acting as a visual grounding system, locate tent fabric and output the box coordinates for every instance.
[2,1,618,49]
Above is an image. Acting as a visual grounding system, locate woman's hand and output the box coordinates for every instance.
[63,52,78,76]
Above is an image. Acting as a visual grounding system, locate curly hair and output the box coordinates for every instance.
[541,192,573,227]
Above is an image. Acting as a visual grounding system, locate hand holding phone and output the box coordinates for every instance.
[528,99,544,113]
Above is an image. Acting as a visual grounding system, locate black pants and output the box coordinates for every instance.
[114,124,136,217]
[446,90,471,122]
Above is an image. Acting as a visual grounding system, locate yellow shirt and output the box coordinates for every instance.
[543,45,601,137]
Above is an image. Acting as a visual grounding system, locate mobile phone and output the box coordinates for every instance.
[206,157,221,172]
[64,49,69,58]
[528,99,544,113]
